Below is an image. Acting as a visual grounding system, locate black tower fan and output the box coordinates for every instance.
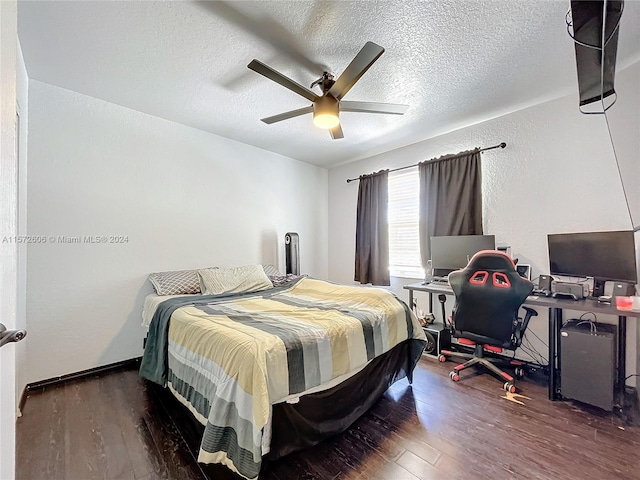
[285,232,300,275]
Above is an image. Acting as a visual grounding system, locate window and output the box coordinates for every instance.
[388,168,423,278]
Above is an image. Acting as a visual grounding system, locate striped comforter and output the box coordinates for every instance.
[140,277,426,479]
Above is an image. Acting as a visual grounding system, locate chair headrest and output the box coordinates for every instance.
[466,250,516,271]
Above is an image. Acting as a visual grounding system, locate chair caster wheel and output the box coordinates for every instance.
[514,367,525,379]
[438,354,447,363]
[504,382,516,393]
[449,371,460,382]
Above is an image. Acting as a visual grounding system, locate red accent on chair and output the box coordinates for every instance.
[492,272,511,289]
[469,271,489,285]
[457,338,476,346]
[501,372,514,381]
[483,345,503,354]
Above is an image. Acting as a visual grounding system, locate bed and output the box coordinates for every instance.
[140,269,426,479]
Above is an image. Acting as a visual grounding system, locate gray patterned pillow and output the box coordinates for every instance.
[149,269,202,295]
[262,264,283,277]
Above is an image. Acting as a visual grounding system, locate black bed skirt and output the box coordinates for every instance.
[267,339,413,459]
[152,340,416,476]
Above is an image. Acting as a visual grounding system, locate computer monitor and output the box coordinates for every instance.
[430,235,496,277]
[547,230,638,284]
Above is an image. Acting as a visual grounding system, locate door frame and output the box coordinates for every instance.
[0,1,19,478]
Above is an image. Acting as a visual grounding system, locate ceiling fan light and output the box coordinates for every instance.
[313,113,340,129]
[313,96,340,129]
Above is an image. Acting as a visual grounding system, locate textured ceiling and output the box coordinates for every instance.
[18,1,640,167]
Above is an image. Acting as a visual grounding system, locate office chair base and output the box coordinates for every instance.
[440,346,520,392]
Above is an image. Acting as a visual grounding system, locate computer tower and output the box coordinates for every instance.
[422,322,451,358]
[560,321,616,411]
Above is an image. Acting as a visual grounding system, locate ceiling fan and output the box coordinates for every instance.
[247,42,409,139]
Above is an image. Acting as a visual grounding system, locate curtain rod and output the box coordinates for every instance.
[345,142,507,183]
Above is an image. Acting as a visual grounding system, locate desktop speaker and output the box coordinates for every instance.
[422,322,451,358]
[539,275,553,292]
[605,281,636,298]
[285,232,300,275]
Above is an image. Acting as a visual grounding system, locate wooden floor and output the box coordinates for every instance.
[17,356,640,480]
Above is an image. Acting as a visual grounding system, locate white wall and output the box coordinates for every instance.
[26,80,328,383]
[605,61,640,229]
[15,39,28,411]
[328,62,638,382]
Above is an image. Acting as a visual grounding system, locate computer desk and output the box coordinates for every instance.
[404,282,637,408]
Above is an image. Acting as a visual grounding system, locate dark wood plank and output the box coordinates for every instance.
[16,357,640,480]
[63,374,134,479]
[138,385,206,480]
[411,358,640,479]
[16,385,66,480]
[93,372,139,479]
[104,370,170,479]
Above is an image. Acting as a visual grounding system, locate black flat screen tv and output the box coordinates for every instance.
[547,230,637,283]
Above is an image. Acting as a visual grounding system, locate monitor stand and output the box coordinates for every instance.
[433,268,454,279]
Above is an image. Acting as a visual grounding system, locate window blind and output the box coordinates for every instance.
[388,168,423,278]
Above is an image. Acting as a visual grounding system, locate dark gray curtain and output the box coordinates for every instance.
[354,170,390,286]
[419,150,483,268]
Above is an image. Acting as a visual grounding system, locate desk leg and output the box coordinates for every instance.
[556,308,562,400]
[548,307,562,401]
[409,290,414,310]
[618,315,627,405]
[548,308,556,400]
[429,292,433,314]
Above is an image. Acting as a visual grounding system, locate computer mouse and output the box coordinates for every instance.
[598,295,612,303]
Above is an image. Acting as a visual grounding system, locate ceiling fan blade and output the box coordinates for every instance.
[330,124,344,140]
[261,106,314,124]
[328,42,385,100]
[248,60,319,102]
[218,53,278,91]
[196,1,329,74]
[340,101,409,115]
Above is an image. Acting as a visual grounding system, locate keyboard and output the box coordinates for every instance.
[429,278,450,286]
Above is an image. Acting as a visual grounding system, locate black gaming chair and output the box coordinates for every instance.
[438,250,537,393]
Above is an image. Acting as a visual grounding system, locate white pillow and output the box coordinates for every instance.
[198,265,273,295]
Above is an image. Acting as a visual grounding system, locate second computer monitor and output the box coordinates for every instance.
[431,235,496,276]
